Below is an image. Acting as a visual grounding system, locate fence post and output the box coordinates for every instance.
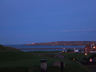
[60,61,64,72]
[40,59,47,72]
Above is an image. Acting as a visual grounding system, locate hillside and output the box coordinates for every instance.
[26,41,96,46]
[0,45,20,52]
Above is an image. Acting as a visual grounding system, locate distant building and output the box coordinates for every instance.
[84,42,96,53]
[74,49,79,53]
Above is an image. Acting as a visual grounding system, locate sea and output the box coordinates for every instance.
[5,45,85,52]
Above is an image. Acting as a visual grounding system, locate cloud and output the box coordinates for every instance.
[63,29,96,32]
[51,29,96,32]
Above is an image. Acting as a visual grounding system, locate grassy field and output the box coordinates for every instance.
[0,45,92,72]
[0,51,91,72]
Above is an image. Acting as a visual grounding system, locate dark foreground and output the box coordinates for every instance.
[84,65,96,72]
[0,51,95,72]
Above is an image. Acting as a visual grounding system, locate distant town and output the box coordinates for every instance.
[25,41,96,54]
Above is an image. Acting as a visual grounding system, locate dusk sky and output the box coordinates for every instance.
[0,0,96,45]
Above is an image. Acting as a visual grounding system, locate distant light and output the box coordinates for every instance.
[32,43,35,44]
[93,46,96,49]
[62,51,64,52]
[85,53,87,56]
[89,58,93,62]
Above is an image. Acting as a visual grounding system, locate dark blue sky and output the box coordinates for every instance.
[0,0,96,44]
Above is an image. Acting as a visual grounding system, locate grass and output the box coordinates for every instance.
[0,52,91,72]
[0,45,92,72]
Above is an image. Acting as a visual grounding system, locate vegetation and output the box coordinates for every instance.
[0,45,93,72]
[0,45,20,52]
[0,52,90,72]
